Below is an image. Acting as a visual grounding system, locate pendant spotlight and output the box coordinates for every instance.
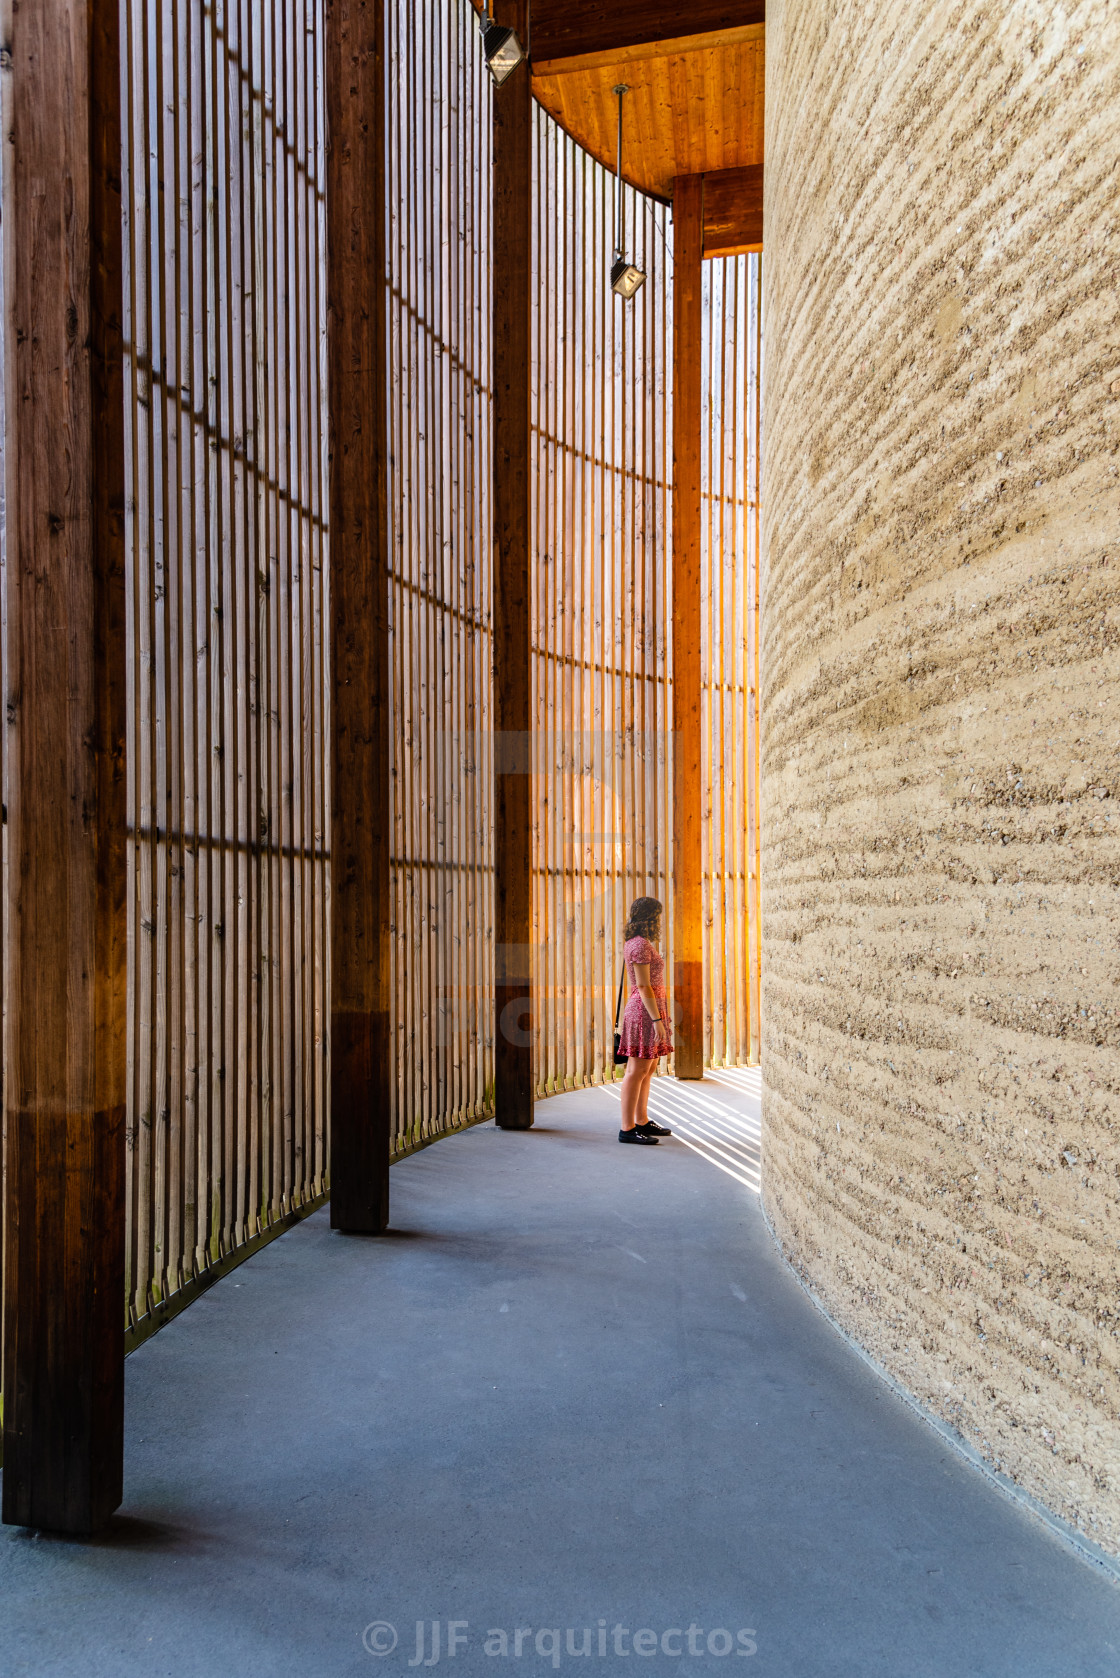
[611,85,645,299]
[610,254,646,301]
[480,2,525,87]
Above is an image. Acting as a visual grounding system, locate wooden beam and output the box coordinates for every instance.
[326,0,392,1230]
[671,176,705,1081]
[533,22,764,78]
[1,0,128,1534]
[529,2,764,65]
[493,0,535,1130]
[702,164,764,258]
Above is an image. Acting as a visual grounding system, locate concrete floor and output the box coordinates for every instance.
[2,1073,1119,1678]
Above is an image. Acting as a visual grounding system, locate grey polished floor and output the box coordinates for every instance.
[2,1072,1118,1677]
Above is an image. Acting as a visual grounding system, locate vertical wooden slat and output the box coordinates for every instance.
[550,116,562,1090]
[2,0,128,1533]
[0,0,5,1356]
[169,0,190,1285]
[279,0,297,1218]
[209,0,229,1273]
[199,0,219,1274]
[702,255,715,1063]
[603,143,613,1080]
[315,0,332,1180]
[448,5,460,1123]
[492,0,533,1129]
[456,0,468,1112]
[729,258,746,1068]
[409,0,421,1142]
[552,119,564,1089]
[123,0,150,1323]
[408,0,424,1142]
[563,127,578,1091]
[659,190,673,1070]
[183,0,203,1286]
[261,0,277,1228]
[231,0,250,1257]
[150,0,171,1306]
[387,0,405,1144]
[671,172,704,1079]
[631,181,644,1011]
[295,0,314,1203]
[157,0,180,1304]
[751,252,763,1064]
[425,2,440,1140]
[327,0,391,1229]
[476,0,489,1113]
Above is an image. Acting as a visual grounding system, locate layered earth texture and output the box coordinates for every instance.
[761,0,1120,1556]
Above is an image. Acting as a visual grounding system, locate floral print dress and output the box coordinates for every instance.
[618,935,672,1060]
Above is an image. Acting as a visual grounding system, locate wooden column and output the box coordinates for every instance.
[493,0,534,1130]
[671,175,705,1080]
[1,0,128,1533]
[327,0,392,1229]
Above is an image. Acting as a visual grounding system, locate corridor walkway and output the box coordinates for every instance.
[2,1078,1118,1677]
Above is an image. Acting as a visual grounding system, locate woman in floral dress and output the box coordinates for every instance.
[617,896,674,1145]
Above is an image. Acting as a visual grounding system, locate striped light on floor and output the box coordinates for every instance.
[605,1072,761,1192]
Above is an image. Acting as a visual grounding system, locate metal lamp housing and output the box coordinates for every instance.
[481,19,524,86]
[611,255,646,300]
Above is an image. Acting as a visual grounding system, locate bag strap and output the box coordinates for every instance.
[614,959,627,1029]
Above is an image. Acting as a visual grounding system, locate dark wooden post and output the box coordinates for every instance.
[671,175,704,1080]
[1,0,128,1533]
[326,0,393,1229]
[492,0,534,1130]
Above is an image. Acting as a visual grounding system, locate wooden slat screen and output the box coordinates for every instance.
[531,107,675,1093]
[121,0,330,1333]
[387,0,496,1153]
[701,254,763,1066]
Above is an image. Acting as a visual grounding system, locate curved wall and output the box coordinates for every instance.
[761,0,1120,1553]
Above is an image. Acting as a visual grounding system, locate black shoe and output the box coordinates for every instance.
[619,1128,659,1145]
[636,1119,672,1137]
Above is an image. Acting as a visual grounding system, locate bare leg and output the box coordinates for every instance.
[636,1056,657,1126]
[619,1057,647,1130]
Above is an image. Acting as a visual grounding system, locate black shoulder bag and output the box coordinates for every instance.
[612,963,629,1066]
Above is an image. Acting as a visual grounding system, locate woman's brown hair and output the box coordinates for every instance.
[624,896,662,942]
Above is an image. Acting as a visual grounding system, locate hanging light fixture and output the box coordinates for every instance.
[611,85,645,299]
[480,1,525,87]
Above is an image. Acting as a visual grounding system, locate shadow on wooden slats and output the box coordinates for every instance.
[121,0,330,1344]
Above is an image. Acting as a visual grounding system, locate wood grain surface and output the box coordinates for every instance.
[533,25,764,200]
[529,1,765,63]
[2,0,128,1534]
[493,0,535,1128]
[327,0,392,1228]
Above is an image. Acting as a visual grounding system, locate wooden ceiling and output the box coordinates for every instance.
[528,1,765,62]
[528,3,765,203]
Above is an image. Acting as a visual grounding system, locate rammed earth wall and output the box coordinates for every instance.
[760,0,1120,1555]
